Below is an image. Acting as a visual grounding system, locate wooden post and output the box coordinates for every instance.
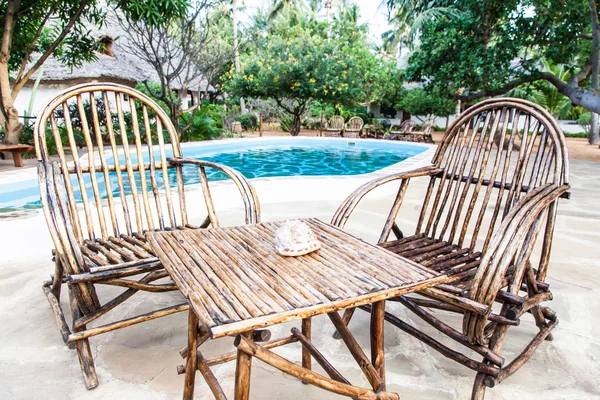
[183,310,199,400]
[259,113,263,137]
[371,301,386,387]
[234,331,253,400]
[319,113,323,137]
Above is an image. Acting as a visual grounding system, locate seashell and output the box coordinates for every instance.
[275,220,321,256]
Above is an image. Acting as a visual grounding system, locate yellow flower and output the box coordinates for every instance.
[309,78,316,83]
[294,82,301,87]
[324,89,328,94]
[274,77,279,82]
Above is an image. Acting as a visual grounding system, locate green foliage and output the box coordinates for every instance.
[227,27,371,107]
[224,19,377,135]
[278,111,294,133]
[386,0,461,49]
[135,83,222,142]
[397,89,456,118]
[307,101,336,120]
[178,105,221,142]
[404,1,591,99]
[366,61,406,110]
[1,0,191,74]
[577,112,591,135]
[506,60,581,119]
[236,113,259,131]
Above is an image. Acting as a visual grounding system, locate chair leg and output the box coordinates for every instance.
[471,373,488,400]
[68,284,99,389]
[332,308,355,339]
[76,339,99,390]
[51,258,64,300]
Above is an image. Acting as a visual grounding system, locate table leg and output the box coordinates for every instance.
[234,331,253,400]
[12,151,23,167]
[301,318,312,373]
[371,300,386,389]
[183,310,199,400]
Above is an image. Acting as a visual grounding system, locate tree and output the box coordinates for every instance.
[117,0,232,137]
[402,0,600,144]
[0,0,188,145]
[397,88,456,120]
[384,0,459,51]
[507,60,580,120]
[226,26,372,135]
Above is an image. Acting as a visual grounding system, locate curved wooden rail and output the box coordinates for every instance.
[464,183,570,344]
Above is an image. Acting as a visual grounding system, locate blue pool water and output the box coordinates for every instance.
[0,138,427,211]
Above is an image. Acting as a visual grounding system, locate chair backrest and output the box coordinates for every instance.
[415,98,568,254]
[35,83,260,247]
[400,120,416,132]
[420,119,436,134]
[345,116,364,131]
[327,115,345,130]
[35,83,188,244]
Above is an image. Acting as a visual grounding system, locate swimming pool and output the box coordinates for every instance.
[0,138,428,211]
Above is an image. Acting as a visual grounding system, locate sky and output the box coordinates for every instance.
[238,0,392,46]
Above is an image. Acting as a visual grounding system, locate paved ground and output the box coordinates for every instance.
[0,152,599,399]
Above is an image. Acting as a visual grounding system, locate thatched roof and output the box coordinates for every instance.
[24,15,214,93]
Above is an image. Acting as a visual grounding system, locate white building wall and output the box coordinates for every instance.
[14,84,71,116]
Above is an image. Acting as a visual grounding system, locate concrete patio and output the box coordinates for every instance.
[0,156,599,399]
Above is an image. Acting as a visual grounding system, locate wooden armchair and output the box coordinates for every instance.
[325,115,344,137]
[35,83,260,389]
[344,116,364,138]
[390,119,416,135]
[331,98,570,399]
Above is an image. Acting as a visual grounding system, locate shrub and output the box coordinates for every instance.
[179,104,222,142]
[236,113,258,131]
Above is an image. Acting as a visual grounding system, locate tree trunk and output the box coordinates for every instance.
[232,0,246,114]
[589,0,600,144]
[3,106,23,144]
[290,112,302,136]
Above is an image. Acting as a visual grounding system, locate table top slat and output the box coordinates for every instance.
[146,218,447,338]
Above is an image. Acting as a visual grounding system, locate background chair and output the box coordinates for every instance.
[331,98,570,399]
[344,116,364,138]
[36,83,260,389]
[389,119,416,135]
[325,115,344,137]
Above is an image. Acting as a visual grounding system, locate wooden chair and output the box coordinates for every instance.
[344,116,364,138]
[411,118,436,142]
[325,115,344,137]
[389,119,416,135]
[331,98,570,399]
[35,83,261,389]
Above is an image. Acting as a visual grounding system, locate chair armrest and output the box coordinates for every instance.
[463,183,570,344]
[168,157,261,224]
[331,165,442,228]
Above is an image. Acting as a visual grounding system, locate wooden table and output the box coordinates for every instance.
[147,218,448,400]
[0,144,33,167]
